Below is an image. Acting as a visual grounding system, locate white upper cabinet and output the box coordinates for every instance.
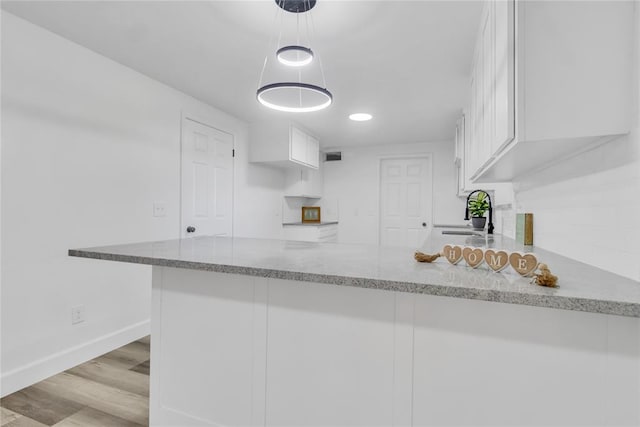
[290,126,308,165]
[284,152,323,198]
[306,136,320,169]
[250,120,320,169]
[492,0,515,156]
[455,115,467,196]
[465,0,632,183]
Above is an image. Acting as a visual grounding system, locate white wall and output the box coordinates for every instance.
[0,12,284,395]
[498,3,640,282]
[322,142,465,246]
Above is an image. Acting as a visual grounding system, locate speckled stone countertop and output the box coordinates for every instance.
[69,229,640,317]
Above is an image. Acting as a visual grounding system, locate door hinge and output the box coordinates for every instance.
[232,149,235,157]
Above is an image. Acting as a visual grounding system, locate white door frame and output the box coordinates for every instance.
[377,154,434,246]
[179,111,235,238]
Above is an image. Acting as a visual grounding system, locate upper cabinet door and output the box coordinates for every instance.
[493,0,515,155]
[249,121,320,170]
[480,2,494,167]
[306,136,320,169]
[290,127,308,165]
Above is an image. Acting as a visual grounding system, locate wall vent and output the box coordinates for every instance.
[325,152,342,161]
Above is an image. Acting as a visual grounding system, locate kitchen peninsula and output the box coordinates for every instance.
[70,232,640,426]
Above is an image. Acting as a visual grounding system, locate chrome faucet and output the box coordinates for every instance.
[464,190,494,234]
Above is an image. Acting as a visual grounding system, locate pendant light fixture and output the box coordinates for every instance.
[276,45,314,67]
[257,0,333,113]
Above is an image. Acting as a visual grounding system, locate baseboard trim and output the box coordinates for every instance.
[0,319,150,397]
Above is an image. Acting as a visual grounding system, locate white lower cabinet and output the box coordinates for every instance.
[151,268,640,427]
[283,223,337,243]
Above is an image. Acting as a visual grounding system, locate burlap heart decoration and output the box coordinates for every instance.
[484,249,509,272]
[443,245,463,265]
[509,252,539,276]
[462,247,484,268]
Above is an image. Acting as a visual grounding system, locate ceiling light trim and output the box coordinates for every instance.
[257,82,333,113]
[276,0,317,13]
[276,45,314,67]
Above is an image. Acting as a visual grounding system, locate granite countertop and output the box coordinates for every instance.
[282,221,339,226]
[69,229,640,317]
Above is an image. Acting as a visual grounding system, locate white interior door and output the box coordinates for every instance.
[181,118,234,238]
[379,157,432,247]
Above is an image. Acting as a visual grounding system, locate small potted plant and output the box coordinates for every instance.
[468,191,489,230]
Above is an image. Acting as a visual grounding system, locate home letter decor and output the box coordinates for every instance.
[484,249,509,272]
[462,247,484,268]
[413,246,557,288]
[443,245,463,265]
[509,252,539,276]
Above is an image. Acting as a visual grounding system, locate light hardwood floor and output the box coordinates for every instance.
[1,336,150,427]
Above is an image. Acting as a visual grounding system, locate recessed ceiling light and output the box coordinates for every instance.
[349,113,372,121]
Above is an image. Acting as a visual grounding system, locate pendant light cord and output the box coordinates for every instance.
[305,0,328,89]
[258,0,284,89]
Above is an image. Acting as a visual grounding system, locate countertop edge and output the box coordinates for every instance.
[68,249,640,318]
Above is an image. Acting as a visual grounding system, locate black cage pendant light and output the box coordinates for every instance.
[256,0,333,113]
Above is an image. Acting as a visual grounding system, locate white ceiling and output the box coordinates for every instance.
[1,0,483,148]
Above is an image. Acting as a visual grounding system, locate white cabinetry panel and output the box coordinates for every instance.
[150,268,640,426]
[306,135,320,169]
[264,279,396,427]
[283,223,337,242]
[249,120,320,169]
[284,152,323,198]
[289,126,307,165]
[152,268,262,426]
[412,294,639,426]
[492,0,515,155]
[463,0,632,183]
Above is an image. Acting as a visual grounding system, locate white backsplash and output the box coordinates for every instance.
[495,132,640,281]
[282,196,339,224]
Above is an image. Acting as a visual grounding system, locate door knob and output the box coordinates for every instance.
[186,226,196,233]
[422,222,427,227]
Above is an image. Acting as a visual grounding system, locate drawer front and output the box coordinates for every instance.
[318,225,337,242]
[317,225,337,239]
[284,227,320,242]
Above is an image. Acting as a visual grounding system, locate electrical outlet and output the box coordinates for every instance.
[153,202,167,217]
[71,305,85,325]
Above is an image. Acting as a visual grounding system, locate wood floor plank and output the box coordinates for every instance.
[129,360,150,376]
[136,336,150,346]
[3,415,47,427]
[1,407,21,426]
[66,359,149,397]
[0,385,84,426]
[1,338,151,426]
[96,341,150,370]
[51,407,143,427]
[32,373,148,426]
